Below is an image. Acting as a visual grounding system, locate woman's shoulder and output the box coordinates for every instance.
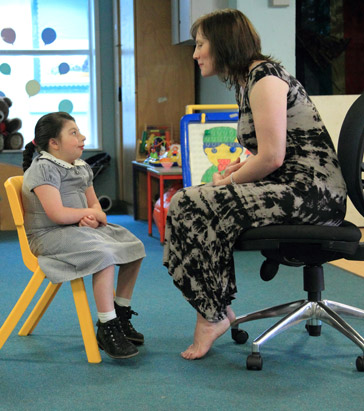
[245,61,295,99]
[249,61,291,83]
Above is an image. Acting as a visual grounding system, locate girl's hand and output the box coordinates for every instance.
[94,210,107,226]
[79,215,99,228]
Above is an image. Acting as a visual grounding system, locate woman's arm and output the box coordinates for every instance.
[213,75,289,186]
[34,184,107,226]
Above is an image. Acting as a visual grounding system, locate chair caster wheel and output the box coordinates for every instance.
[305,324,321,336]
[356,356,364,372]
[231,328,249,344]
[246,353,263,370]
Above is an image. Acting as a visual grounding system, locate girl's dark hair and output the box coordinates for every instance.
[22,112,75,171]
[190,9,276,91]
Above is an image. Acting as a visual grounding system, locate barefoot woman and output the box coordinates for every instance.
[163,9,347,360]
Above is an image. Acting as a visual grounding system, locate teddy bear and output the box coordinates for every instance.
[0,97,24,152]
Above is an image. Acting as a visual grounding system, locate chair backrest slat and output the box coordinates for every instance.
[4,176,38,272]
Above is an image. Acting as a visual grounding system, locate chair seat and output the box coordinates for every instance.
[235,220,362,267]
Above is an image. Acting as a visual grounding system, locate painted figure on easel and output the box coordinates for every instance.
[201,126,245,183]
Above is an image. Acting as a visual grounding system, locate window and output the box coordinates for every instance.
[0,0,99,149]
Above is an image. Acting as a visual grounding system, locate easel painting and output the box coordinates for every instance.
[180,112,250,187]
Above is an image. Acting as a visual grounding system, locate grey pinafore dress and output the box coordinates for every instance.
[22,152,145,284]
[163,62,347,322]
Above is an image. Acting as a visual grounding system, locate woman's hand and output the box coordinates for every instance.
[224,158,241,177]
[212,158,247,185]
[212,171,224,185]
[79,215,99,228]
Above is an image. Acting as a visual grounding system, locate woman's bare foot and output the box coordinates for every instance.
[181,313,230,360]
[226,306,236,324]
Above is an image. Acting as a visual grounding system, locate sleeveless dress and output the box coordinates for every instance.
[163,61,347,322]
[22,152,145,284]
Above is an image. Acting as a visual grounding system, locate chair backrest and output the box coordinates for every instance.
[4,176,38,272]
[337,93,364,218]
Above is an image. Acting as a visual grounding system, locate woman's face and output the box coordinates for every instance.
[193,29,216,77]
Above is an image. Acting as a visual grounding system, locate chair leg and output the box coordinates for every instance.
[317,302,364,352]
[18,282,62,336]
[0,268,45,349]
[231,299,306,328]
[251,302,313,354]
[70,278,102,364]
[322,300,364,319]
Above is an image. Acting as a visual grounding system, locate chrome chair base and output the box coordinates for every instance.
[231,299,364,370]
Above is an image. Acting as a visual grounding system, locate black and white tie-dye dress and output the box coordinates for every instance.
[163,61,347,322]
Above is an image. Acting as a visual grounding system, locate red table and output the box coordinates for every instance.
[147,166,183,244]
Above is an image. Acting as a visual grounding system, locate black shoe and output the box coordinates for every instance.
[96,318,138,359]
[114,304,145,345]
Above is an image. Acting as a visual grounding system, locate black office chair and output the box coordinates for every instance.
[231,93,364,371]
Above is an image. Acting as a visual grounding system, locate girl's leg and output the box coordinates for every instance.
[93,265,138,359]
[115,258,143,299]
[92,265,115,313]
[115,258,144,345]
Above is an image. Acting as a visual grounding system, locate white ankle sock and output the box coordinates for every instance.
[114,296,131,307]
[98,310,117,323]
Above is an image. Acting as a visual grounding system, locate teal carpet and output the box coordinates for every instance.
[0,215,363,411]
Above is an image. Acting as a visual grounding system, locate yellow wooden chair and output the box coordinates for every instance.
[0,176,101,363]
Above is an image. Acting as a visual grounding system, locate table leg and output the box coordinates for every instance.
[159,175,165,244]
[132,164,138,219]
[147,171,152,236]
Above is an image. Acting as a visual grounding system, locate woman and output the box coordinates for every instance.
[163,9,347,360]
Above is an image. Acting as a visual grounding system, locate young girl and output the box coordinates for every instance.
[22,112,146,360]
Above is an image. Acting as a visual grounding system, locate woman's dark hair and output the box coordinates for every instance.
[22,112,75,171]
[191,9,276,91]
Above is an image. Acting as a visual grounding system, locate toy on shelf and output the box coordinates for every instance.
[137,124,180,168]
[159,144,182,169]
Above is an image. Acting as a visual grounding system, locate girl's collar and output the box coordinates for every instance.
[39,151,85,169]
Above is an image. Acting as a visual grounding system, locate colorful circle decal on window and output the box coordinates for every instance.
[1,28,16,45]
[41,28,57,45]
[25,80,41,97]
[59,99,73,113]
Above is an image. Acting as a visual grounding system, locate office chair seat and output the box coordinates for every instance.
[231,93,364,372]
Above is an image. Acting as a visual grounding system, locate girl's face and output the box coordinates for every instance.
[51,120,86,164]
[193,29,216,77]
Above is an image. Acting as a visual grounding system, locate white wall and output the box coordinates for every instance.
[198,0,296,104]
[237,0,295,74]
